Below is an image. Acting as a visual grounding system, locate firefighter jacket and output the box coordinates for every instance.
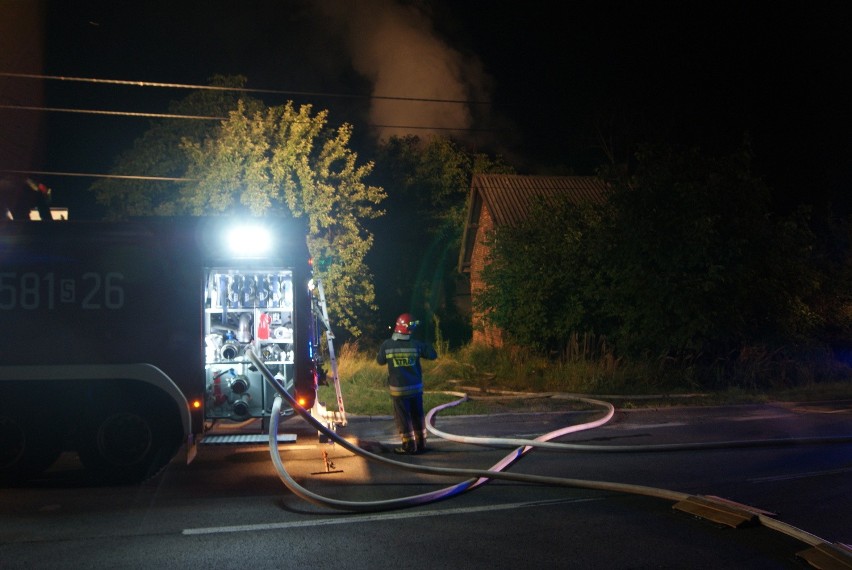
[376,333,438,397]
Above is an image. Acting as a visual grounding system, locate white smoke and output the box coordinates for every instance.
[314,0,491,142]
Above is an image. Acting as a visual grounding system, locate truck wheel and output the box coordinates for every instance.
[77,406,180,484]
[0,413,63,484]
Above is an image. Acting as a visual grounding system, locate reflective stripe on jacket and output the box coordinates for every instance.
[376,334,437,397]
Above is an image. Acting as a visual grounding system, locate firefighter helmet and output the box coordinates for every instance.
[393,313,418,335]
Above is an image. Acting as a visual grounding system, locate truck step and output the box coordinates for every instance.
[202,434,297,445]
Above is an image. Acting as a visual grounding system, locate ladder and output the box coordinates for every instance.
[313,280,347,427]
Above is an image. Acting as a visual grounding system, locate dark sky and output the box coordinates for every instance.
[3,1,851,215]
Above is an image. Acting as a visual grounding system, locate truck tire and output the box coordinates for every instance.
[0,412,63,485]
[77,400,181,484]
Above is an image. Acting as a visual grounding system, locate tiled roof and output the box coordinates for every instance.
[472,174,608,227]
[458,174,608,273]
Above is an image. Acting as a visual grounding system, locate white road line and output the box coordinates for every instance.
[729,413,792,422]
[748,466,852,483]
[182,497,601,536]
[607,422,686,430]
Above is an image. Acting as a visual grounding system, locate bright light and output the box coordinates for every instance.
[192,399,202,409]
[226,224,273,257]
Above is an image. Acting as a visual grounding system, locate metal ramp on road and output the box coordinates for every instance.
[202,433,297,445]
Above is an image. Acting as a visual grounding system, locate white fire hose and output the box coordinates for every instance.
[249,350,852,557]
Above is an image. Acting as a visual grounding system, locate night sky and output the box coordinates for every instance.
[2,1,851,216]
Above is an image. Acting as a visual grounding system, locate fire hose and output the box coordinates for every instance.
[248,349,852,556]
[251,349,686,511]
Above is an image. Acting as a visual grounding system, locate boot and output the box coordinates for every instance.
[393,442,417,455]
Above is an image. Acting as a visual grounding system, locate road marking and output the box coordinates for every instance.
[621,414,789,425]
[608,422,686,430]
[748,466,852,483]
[729,413,791,422]
[182,497,600,536]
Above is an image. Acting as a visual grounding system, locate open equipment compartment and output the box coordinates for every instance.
[203,267,296,421]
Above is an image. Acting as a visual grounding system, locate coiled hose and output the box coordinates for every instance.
[252,350,686,512]
[249,350,850,552]
[426,393,852,451]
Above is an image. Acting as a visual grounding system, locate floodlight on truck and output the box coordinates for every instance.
[225,223,273,257]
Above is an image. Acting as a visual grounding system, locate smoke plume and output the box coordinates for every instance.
[314,0,491,142]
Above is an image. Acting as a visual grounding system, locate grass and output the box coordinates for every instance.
[317,340,852,417]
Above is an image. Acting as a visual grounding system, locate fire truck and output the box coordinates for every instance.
[0,217,327,483]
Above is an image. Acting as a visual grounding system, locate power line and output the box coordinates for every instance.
[1,169,196,182]
[0,104,225,121]
[0,72,492,105]
[0,103,498,132]
[0,73,499,182]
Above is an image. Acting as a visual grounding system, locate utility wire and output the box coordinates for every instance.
[0,169,195,182]
[0,103,498,132]
[0,72,493,105]
[0,72,498,181]
[0,104,225,121]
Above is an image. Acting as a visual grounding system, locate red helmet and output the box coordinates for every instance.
[393,313,418,335]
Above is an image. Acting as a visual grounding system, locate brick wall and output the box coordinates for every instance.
[470,203,504,347]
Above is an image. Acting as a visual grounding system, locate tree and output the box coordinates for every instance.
[90,75,252,218]
[89,78,384,336]
[476,197,608,352]
[599,144,819,357]
[370,135,513,345]
[180,100,385,335]
[477,144,821,360]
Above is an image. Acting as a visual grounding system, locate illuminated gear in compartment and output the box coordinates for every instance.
[204,268,296,420]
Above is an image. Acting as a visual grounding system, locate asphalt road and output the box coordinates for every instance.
[1,401,850,569]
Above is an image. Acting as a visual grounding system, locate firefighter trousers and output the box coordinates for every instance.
[391,393,426,451]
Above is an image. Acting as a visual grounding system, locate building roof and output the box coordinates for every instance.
[458,174,608,272]
[472,174,607,226]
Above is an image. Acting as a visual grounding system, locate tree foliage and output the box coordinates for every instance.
[477,198,606,351]
[599,145,819,356]
[181,100,385,335]
[477,144,821,359]
[89,78,385,335]
[91,75,251,218]
[370,135,513,344]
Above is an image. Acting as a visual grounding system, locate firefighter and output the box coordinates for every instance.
[376,313,438,454]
